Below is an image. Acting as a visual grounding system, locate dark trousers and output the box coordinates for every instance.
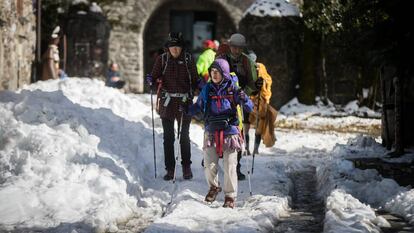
[161,117,192,171]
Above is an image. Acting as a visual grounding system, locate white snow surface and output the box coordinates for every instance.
[280,97,381,118]
[0,78,291,232]
[1,78,413,232]
[244,0,301,18]
[317,137,414,232]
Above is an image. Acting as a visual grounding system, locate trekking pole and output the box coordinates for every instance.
[173,111,184,184]
[240,101,252,196]
[150,85,157,179]
[251,90,261,174]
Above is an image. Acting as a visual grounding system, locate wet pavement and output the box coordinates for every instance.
[273,168,324,233]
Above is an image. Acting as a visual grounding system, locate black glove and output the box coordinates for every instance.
[238,91,248,102]
[255,77,264,89]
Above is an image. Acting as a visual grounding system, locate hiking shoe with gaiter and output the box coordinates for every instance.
[182,165,193,180]
[205,186,222,203]
[163,169,174,181]
[237,168,246,180]
[223,196,235,208]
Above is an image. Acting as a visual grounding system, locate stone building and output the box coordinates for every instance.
[99,0,255,93]
[0,0,36,91]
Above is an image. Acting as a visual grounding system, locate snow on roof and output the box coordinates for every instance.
[72,0,89,5]
[89,2,103,13]
[244,0,301,18]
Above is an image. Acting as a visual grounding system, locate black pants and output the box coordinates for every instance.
[161,117,192,171]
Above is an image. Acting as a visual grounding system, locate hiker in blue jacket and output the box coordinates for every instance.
[187,58,253,208]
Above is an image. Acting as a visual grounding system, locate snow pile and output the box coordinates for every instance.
[277,98,381,135]
[344,100,380,118]
[0,78,167,231]
[386,189,414,225]
[244,0,301,18]
[72,0,89,5]
[317,137,414,232]
[324,190,388,233]
[0,78,292,232]
[332,134,386,158]
[280,97,381,118]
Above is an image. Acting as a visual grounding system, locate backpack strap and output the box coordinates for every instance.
[162,52,193,97]
[203,82,238,121]
[184,52,193,96]
[161,53,169,76]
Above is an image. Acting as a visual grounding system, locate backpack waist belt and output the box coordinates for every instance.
[163,92,189,107]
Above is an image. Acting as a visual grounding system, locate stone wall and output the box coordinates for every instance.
[100,0,254,93]
[0,0,36,91]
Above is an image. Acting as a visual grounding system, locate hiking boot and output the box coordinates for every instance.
[244,148,251,156]
[237,168,246,181]
[223,196,235,208]
[182,165,193,180]
[163,169,174,181]
[253,135,261,155]
[205,186,222,203]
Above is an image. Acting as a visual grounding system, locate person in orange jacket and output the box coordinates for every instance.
[247,51,277,154]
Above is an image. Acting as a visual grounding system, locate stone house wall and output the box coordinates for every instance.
[0,0,36,91]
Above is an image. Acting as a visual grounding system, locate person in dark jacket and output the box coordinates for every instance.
[147,32,199,181]
[216,33,262,180]
[42,26,61,81]
[188,58,253,208]
[106,63,125,89]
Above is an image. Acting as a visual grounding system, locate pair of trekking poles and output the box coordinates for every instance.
[240,90,260,196]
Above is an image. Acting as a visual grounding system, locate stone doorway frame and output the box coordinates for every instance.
[135,0,243,93]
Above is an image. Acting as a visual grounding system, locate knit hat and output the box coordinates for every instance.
[203,39,216,49]
[166,32,184,47]
[228,33,246,47]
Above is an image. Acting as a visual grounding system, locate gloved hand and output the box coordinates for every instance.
[145,74,153,87]
[255,77,264,89]
[239,91,248,102]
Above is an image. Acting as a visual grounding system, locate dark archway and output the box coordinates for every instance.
[143,0,237,91]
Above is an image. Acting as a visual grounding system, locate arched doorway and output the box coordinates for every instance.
[143,0,237,91]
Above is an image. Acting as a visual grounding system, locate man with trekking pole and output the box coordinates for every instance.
[216,33,262,180]
[146,32,199,181]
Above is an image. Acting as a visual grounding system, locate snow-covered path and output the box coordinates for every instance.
[1,78,413,233]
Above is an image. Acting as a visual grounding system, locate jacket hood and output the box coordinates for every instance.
[209,58,231,80]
